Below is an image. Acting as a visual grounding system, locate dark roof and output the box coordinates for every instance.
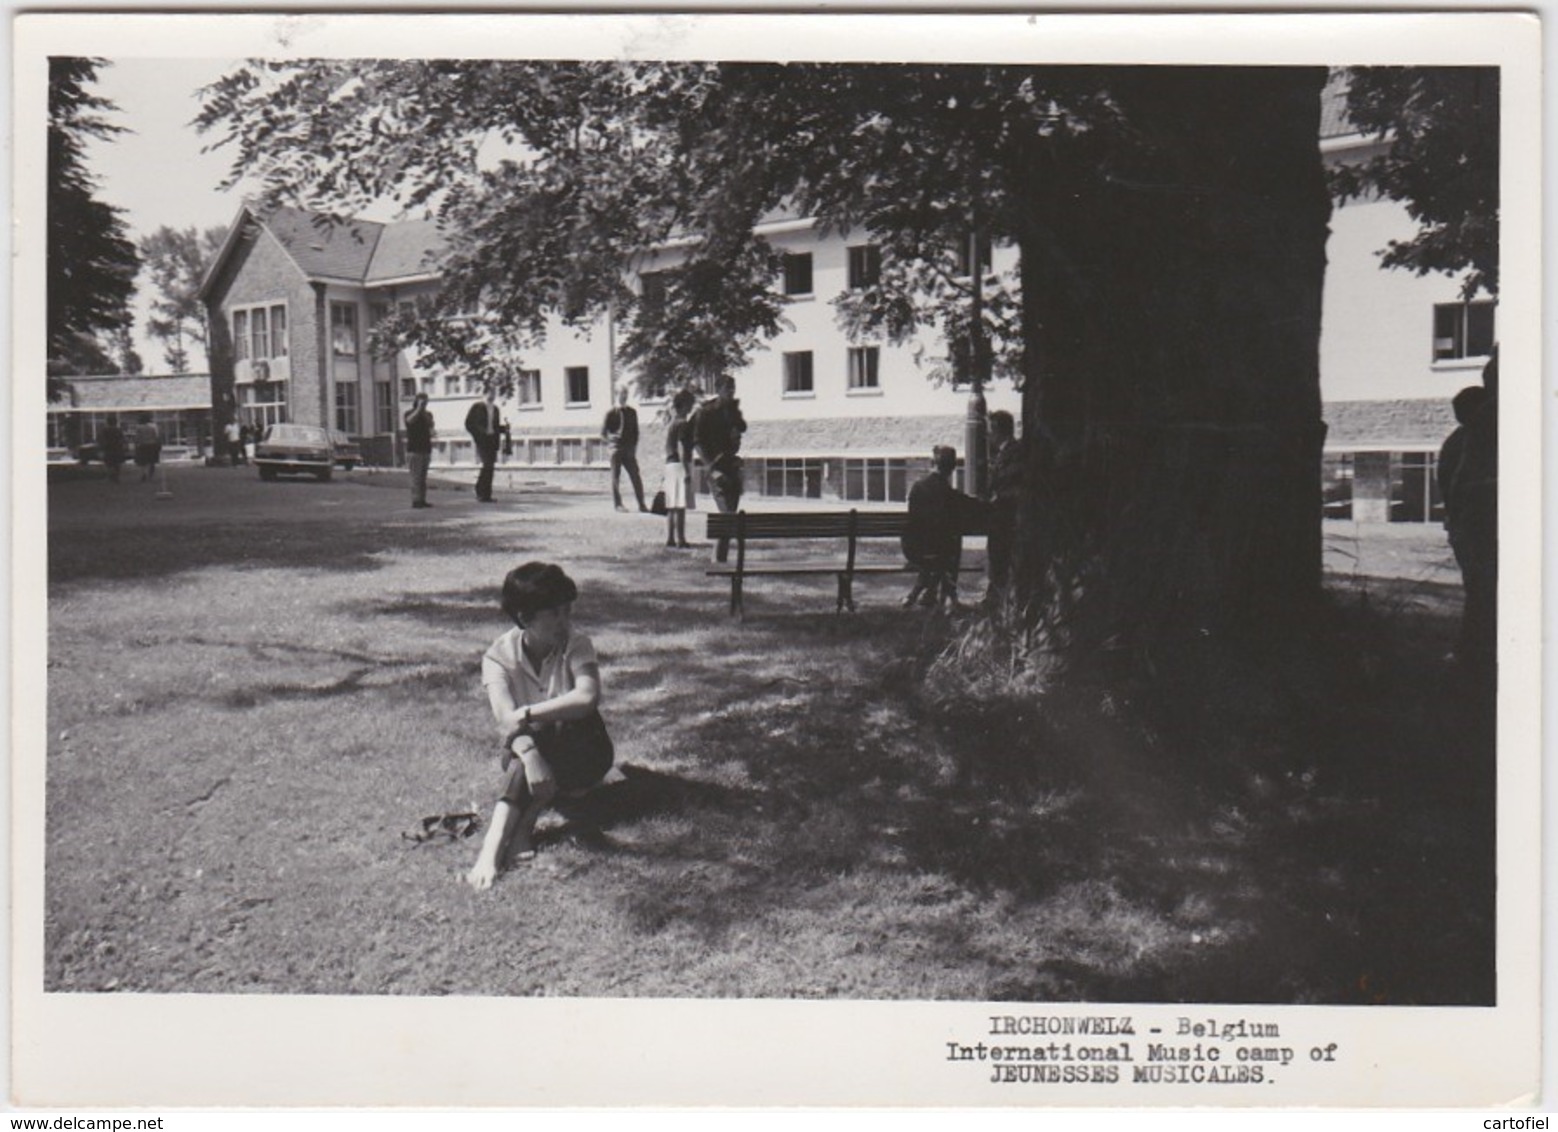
[260,206,385,281]
[1323,398,1456,449]
[252,206,446,286]
[366,216,446,281]
[1319,71,1358,140]
[50,374,212,411]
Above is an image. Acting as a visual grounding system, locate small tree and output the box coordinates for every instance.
[139,225,227,373]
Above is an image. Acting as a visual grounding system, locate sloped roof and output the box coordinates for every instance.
[260,206,386,281]
[1319,72,1358,140]
[365,216,446,282]
[1323,397,1455,449]
[50,374,212,411]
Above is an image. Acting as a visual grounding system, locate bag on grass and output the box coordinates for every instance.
[651,490,667,515]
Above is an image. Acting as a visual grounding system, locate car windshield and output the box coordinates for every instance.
[265,425,328,445]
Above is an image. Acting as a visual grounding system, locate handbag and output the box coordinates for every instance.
[651,490,667,515]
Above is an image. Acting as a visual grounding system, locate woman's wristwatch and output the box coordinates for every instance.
[517,705,533,732]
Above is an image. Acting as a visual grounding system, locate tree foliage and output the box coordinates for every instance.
[48,58,140,379]
[1331,67,1499,298]
[139,225,226,372]
[199,60,1332,654]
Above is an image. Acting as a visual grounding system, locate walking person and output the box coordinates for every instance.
[132,415,162,482]
[662,389,696,549]
[224,418,246,465]
[690,375,747,562]
[405,392,436,509]
[464,386,503,502]
[602,385,648,512]
[99,421,127,483]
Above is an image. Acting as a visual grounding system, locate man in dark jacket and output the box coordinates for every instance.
[602,386,648,512]
[464,387,503,502]
[902,445,983,610]
[405,392,436,509]
[691,375,747,562]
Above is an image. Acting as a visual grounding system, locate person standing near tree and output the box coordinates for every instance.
[661,389,696,549]
[464,386,503,503]
[602,385,648,512]
[1440,353,1498,674]
[983,410,1025,603]
[691,375,747,563]
[405,392,436,509]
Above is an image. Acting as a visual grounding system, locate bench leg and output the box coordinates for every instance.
[836,572,856,613]
[730,575,744,620]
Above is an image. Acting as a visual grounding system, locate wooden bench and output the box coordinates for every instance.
[705,508,988,618]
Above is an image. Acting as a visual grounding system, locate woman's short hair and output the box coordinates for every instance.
[501,562,578,623]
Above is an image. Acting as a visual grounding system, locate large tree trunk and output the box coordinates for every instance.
[1011,68,1332,661]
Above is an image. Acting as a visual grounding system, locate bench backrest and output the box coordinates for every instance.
[705,508,989,542]
[705,510,907,541]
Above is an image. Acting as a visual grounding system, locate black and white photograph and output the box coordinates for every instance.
[9,10,1546,1111]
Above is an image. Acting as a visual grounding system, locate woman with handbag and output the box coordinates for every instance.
[467,562,616,891]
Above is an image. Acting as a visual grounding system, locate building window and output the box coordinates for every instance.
[783,351,814,396]
[251,308,271,363]
[530,438,555,465]
[566,366,590,406]
[847,244,881,290]
[335,381,359,434]
[847,346,880,391]
[782,253,813,297]
[516,369,542,406]
[233,310,249,361]
[1433,300,1496,362]
[374,382,396,434]
[844,458,909,503]
[558,438,587,465]
[421,376,436,396]
[331,302,359,358]
[270,305,287,357]
[1391,451,1444,523]
[400,377,416,399]
[1322,453,1354,521]
[763,457,824,500]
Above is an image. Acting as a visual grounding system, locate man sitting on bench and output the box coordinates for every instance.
[902,445,982,610]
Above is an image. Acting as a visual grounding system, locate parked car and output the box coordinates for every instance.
[328,429,362,470]
[255,424,333,481]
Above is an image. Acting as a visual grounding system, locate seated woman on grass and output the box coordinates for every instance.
[467,562,615,891]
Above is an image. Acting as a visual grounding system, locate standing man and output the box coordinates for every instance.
[602,385,648,512]
[1440,357,1498,675]
[465,386,503,503]
[984,410,1024,603]
[405,392,436,509]
[691,375,747,562]
[224,418,245,465]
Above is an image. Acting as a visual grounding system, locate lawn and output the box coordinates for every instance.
[41,466,1494,1003]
